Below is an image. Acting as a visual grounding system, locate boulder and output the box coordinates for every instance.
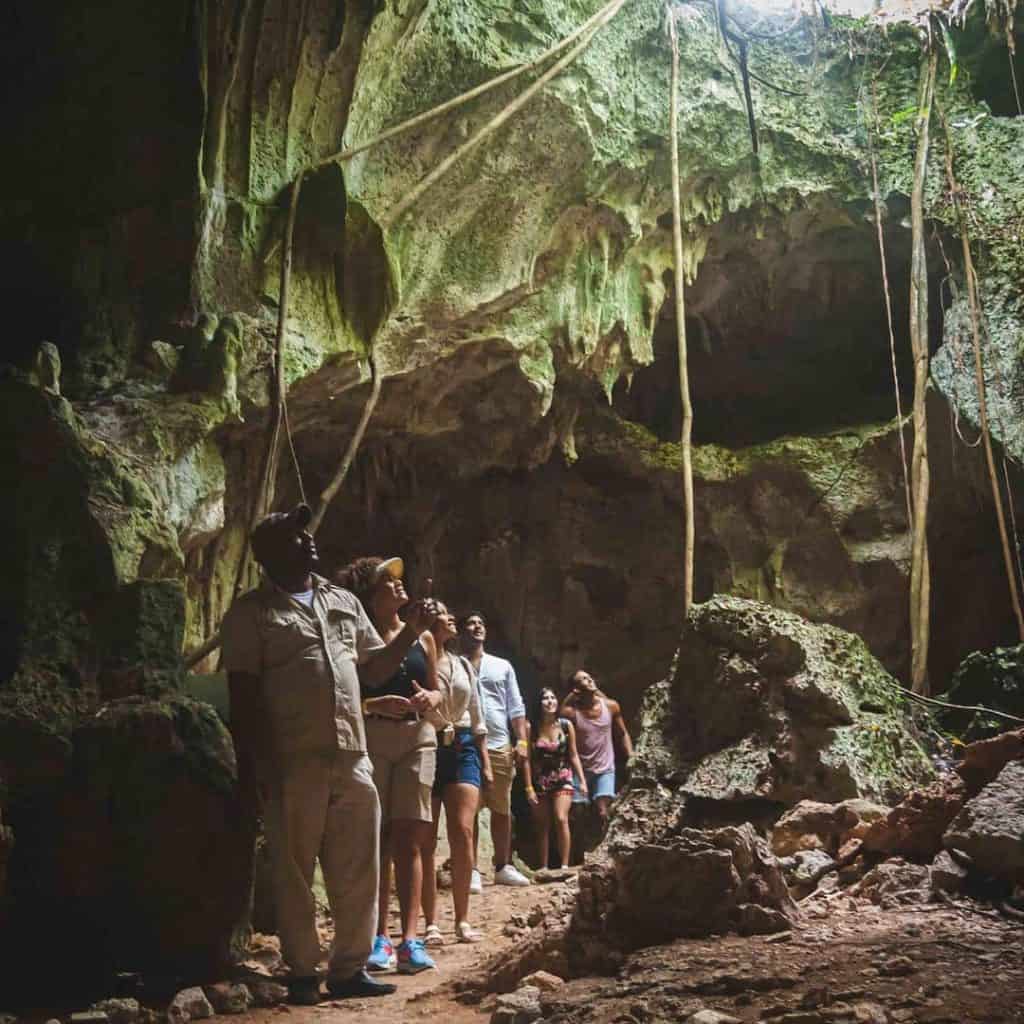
[581,821,798,946]
[247,981,288,1008]
[853,859,929,905]
[166,989,213,1024]
[771,800,859,856]
[783,849,835,897]
[836,798,890,841]
[491,986,542,1024]
[202,983,251,1015]
[17,697,255,983]
[519,971,564,992]
[861,774,967,861]
[636,598,934,808]
[943,760,1024,884]
[956,727,1024,795]
[929,850,968,895]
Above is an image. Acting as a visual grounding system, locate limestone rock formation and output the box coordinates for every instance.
[943,760,1024,886]
[605,822,798,940]
[770,800,862,857]
[634,596,933,808]
[2,697,254,993]
[860,775,967,862]
[956,726,1024,794]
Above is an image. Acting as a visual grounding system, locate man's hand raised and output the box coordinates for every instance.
[403,597,439,633]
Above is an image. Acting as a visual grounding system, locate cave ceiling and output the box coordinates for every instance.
[0,0,1022,713]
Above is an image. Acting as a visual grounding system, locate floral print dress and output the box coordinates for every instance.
[532,718,574,795]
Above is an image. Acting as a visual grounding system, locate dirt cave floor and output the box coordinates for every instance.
[230,872,1024,1024]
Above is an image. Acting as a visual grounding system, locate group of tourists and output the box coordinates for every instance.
[220,503,632,1005]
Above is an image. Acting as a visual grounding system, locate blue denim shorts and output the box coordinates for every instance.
[433,727,482,792]
[572,769,616,804]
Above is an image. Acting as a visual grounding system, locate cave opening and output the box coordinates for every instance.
[613,202,948,447]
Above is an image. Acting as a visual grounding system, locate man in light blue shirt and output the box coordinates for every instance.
[460,612,530,887]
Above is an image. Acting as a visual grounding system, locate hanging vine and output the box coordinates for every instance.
[668,6,696,615]
[941,118,1024,641]
[907,49,937,696]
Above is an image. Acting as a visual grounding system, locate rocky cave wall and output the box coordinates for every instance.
[1,0,1024,985]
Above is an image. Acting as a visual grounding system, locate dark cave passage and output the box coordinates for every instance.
[614,205,947,447]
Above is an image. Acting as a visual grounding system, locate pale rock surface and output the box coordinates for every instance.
[688,1011,742,1023]
[91,999,139,1024]
[166,988,213,1024]
[490,985,542,1024]
[635,598,933,808]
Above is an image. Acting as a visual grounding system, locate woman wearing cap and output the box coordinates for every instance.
[336,556,442,975]
[421,602,492,945]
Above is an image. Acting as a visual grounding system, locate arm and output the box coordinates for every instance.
[227,670,275,814]
[475,733,493,787]
[522,721,537,805]
[565,720,588,796]
[358,595,437,687]
[467,663,492,783]
[609,699,634,759]
[419,630,440,691]
[408,631,443,715]
[221,602,272,809]
[505,663,528,761]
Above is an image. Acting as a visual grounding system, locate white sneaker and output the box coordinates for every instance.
[469,868,483,894]
[494,864,531,887]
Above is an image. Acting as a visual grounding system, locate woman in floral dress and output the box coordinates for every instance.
[523,687,587,870]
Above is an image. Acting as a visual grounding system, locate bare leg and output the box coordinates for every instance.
[472,813,480,870]
[552,791,573,867]
[391,818,432,942]
[491,810,512,870]
[530,797,550,871]
[377,828,391,938]
[445,783,480,925]
[595,795,612,828]
[422,795,443,929]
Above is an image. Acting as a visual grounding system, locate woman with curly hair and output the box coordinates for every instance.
[335,556,442,975]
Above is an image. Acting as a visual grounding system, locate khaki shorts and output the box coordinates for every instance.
[365,717,437,823]
[481,743,516,817]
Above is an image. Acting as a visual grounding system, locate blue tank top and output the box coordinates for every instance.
[370,639,429,699]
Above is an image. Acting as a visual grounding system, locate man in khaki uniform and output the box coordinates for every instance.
[222,504,437,1005]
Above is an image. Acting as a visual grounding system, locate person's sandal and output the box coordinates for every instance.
[424,923,445,947]
[456,920,483,943]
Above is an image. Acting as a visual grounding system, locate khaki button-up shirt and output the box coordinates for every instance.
[221,574,384,755]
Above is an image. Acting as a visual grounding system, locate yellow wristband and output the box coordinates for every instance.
[525,785,536,794]
[516,739,528,751]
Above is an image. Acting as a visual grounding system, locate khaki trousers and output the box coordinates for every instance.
[264,749,380,980]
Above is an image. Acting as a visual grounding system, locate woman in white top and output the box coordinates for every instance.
[421,602,493,944]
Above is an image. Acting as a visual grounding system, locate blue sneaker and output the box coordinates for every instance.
[366,934,396,972]
[396,938,435,974]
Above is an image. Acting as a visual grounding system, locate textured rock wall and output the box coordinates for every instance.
[0,0,1022,983]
